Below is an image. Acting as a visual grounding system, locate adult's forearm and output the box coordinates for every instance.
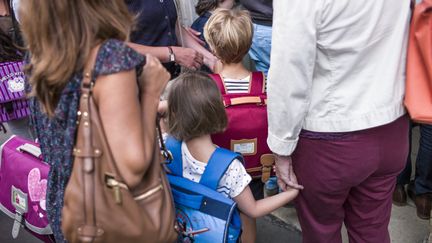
[177,24,217,68]
[128,43,170,63]
[139,92,160,172]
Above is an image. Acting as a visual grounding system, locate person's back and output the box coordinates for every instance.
[20,1,171,241]
[270,0,410,134]
[268,1,411,242]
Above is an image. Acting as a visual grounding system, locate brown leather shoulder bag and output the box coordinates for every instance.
[61,48,178,243]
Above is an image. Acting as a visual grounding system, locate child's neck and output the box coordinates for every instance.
[186,135,216,164]
[220,62,250,79]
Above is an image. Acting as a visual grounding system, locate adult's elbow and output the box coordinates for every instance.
[118,153,152,188]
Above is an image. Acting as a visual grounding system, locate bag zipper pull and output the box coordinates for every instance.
[105,176,129,205]
[113,186,122,205]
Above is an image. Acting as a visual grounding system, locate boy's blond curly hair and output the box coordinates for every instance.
[204,9,253,64]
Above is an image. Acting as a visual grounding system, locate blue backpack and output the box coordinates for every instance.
[165,137,243,243]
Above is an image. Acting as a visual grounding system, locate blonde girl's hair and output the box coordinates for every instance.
[168,71,228,141]
[19,0,133,116]
[204,9,253,64]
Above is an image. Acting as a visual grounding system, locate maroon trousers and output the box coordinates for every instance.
[292,116,409,243]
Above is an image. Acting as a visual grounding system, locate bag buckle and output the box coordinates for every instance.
[11,186,28,239]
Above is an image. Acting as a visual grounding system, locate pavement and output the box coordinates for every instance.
[0,213,302,243]
[0,124,429,243]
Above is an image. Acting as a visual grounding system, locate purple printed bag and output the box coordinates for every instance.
[0,61,30,122]
[0,135,54,242]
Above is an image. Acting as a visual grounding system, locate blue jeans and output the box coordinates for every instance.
[249,24,272,76]
[397,124,432,195]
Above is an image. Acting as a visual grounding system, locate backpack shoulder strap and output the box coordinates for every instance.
[209,73,227,95]
[199,148,243,190]
[249,71,266,95]
[165,136,183,176]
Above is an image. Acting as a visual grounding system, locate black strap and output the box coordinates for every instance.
[8,0,23,47]
[156,114,173,164]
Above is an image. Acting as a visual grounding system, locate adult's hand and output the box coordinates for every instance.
[172,46,203,70]
[204,55,222,73]
[140,54,170,97]
[275,155,304,191]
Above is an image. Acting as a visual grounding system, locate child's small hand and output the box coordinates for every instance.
[280,186,299,199]
[158,100,168,117]
[157,100,168,133]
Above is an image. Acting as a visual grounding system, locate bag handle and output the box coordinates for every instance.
[16,143,42,158]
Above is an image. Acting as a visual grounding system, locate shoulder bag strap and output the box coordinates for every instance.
[199,148,243,190]
[249,71,266,95]
[8,0,23,47]
[75,46,100,240]
[208,73,227,95]
[165,136,183,176]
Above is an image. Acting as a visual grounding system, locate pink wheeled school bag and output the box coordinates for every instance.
[0,135,54,242]
[210,72,274,182]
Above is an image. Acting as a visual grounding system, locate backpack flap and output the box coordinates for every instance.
[166,144,243,242]
[168,175,242,242]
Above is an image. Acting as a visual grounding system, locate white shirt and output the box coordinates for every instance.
[181,142,251,198]
[267,0,411,156]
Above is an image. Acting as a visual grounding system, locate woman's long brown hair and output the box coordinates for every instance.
[19,0,133,116]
